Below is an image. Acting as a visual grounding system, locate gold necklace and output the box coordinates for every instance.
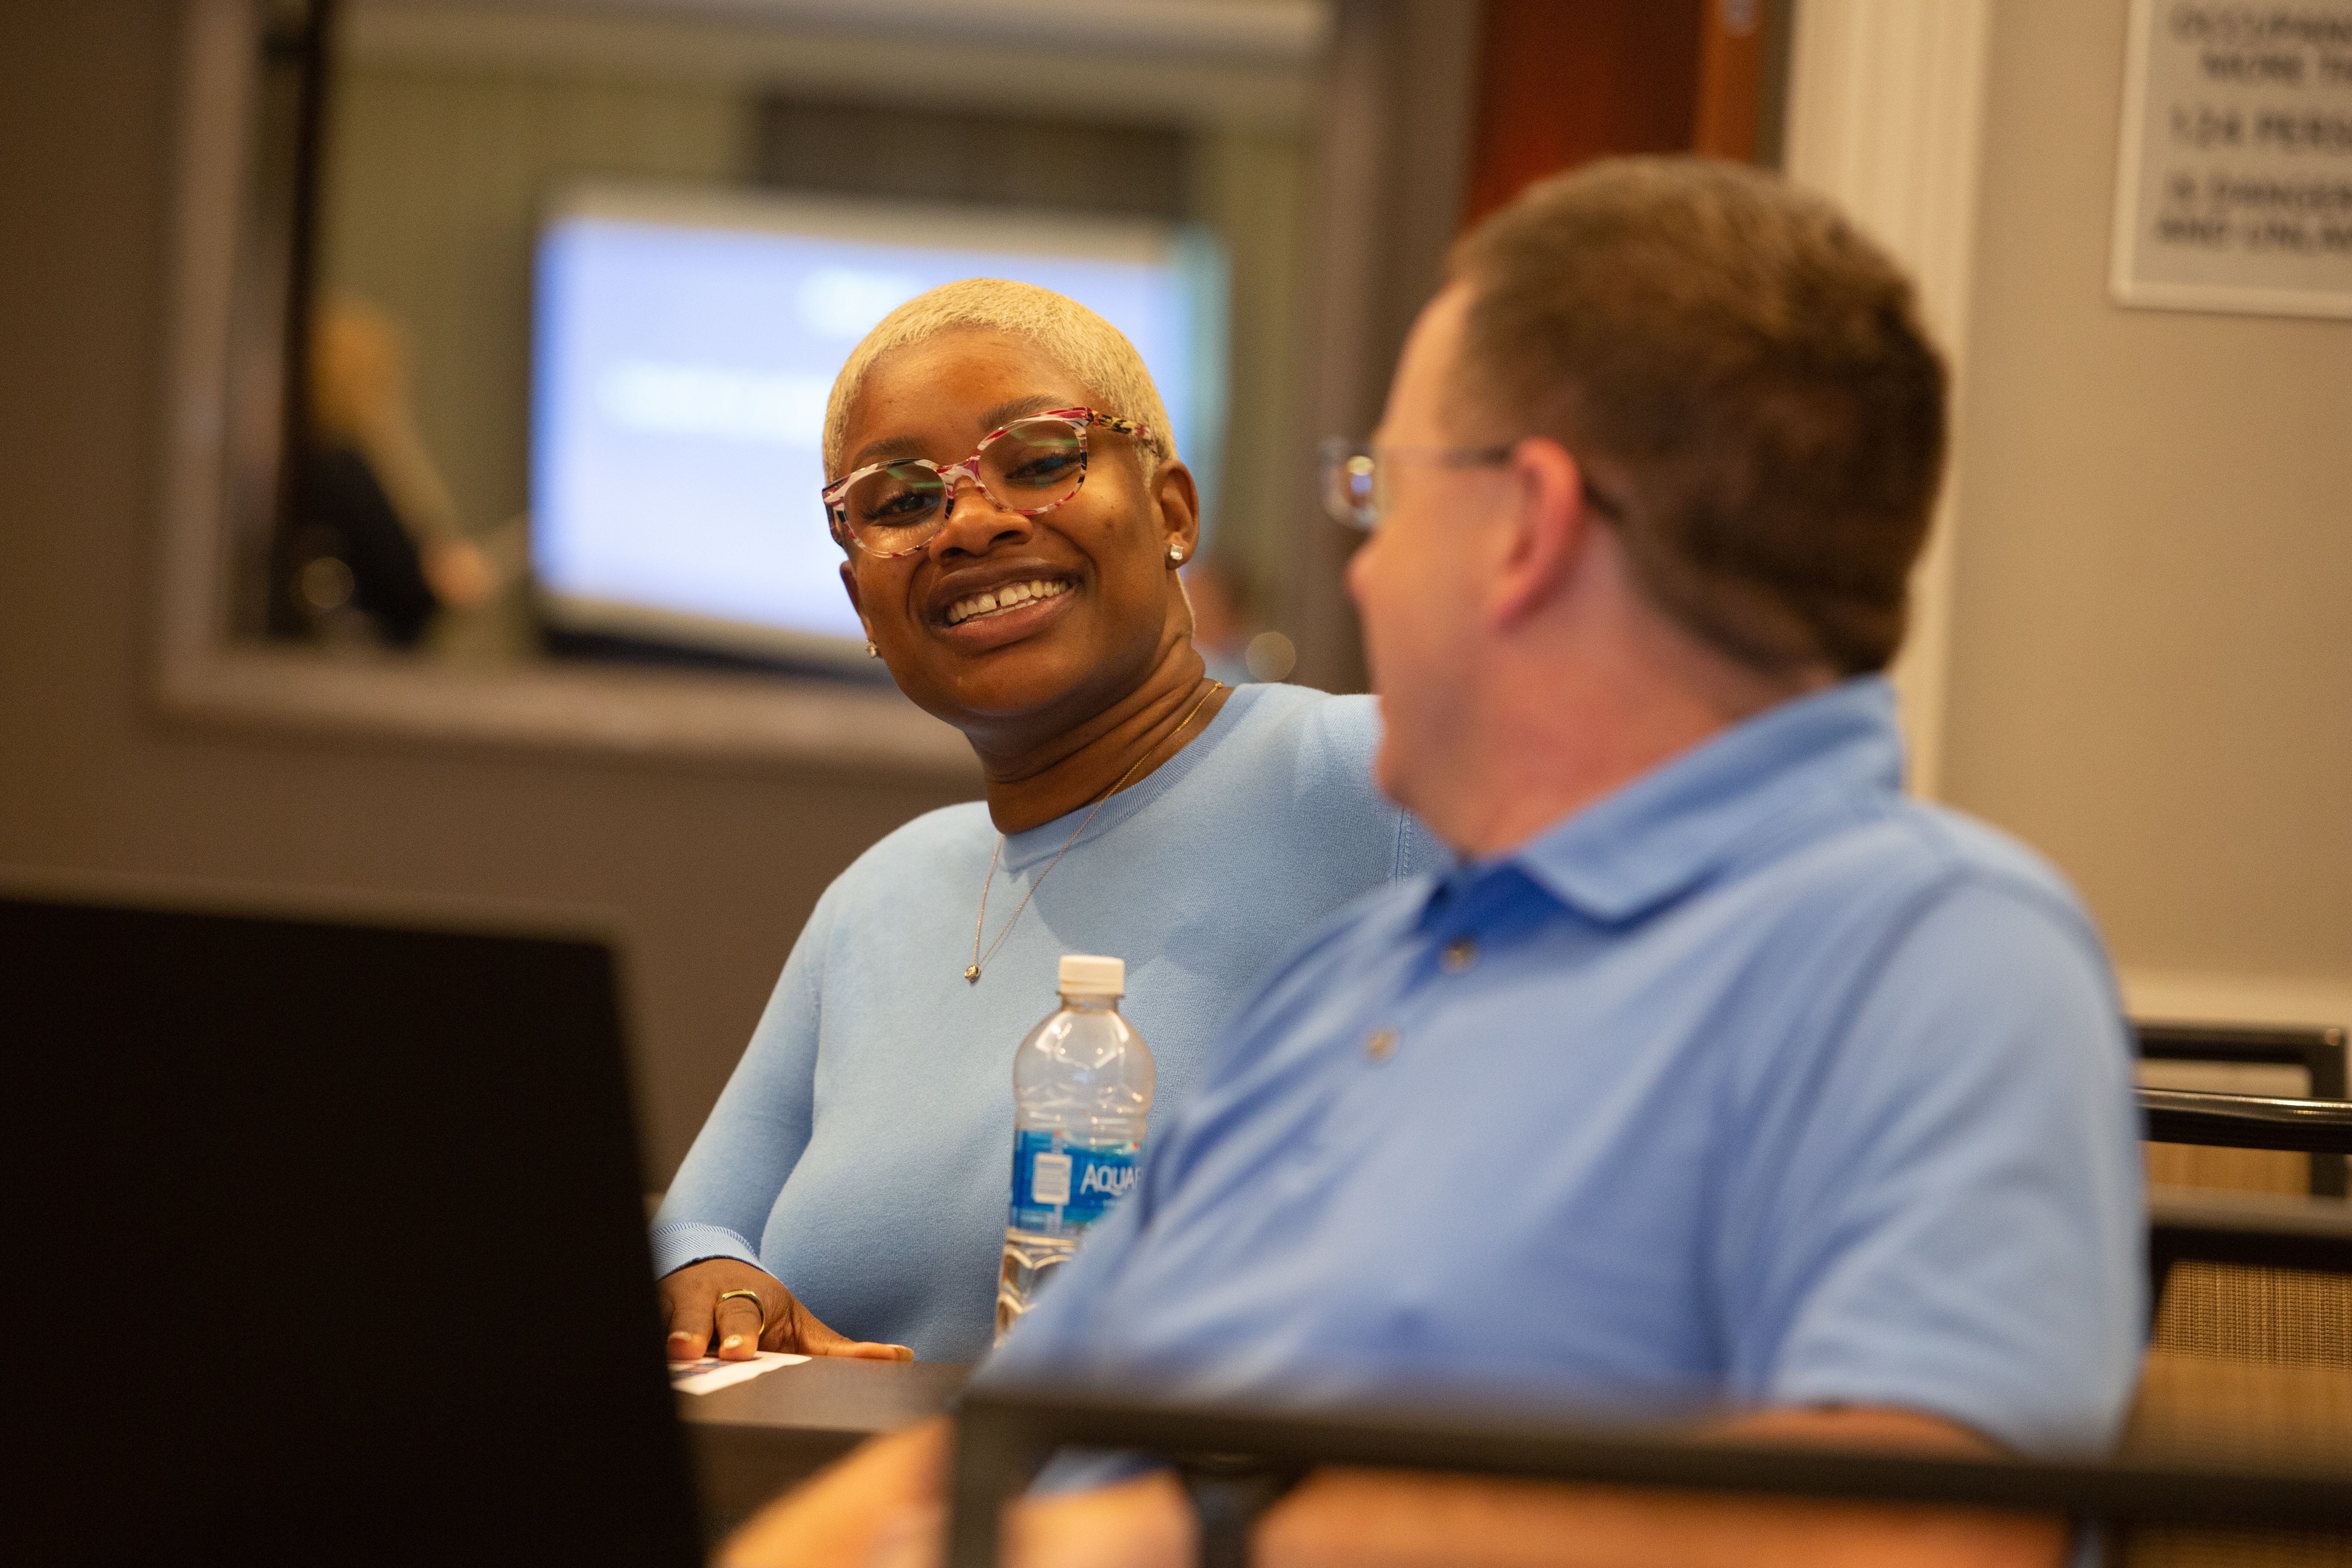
[966,681,1224,985]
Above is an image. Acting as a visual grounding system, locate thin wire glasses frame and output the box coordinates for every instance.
[824,406,1154,558]
[1319,436,1622,530]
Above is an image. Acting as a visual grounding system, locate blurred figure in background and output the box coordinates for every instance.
[1183,556,1297,686]
[282,296,500,647]
[1179,556,1253,687]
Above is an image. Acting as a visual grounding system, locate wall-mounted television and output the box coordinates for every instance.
[531,184,1227,672]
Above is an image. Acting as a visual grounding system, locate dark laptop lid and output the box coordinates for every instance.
[3,893,701,1567]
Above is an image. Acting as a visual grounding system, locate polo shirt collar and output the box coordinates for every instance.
[1495,676,1906,925]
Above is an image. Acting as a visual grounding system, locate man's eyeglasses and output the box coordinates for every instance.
[824,407,1151,558]
[1319,437,1622,530]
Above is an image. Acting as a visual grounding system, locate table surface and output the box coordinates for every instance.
[677,1357,973,1526]
[679,1355,972,1433]
[676,1334,2352,1533]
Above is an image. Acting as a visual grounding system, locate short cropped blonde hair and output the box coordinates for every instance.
[821,278,1176,481]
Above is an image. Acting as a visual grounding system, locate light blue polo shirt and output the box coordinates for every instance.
[984,677,2146,1458]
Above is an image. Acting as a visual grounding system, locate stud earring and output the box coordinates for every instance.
[865,639,879,658]
[1168,544,1185,565]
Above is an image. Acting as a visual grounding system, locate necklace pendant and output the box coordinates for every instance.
[964,965,982,984]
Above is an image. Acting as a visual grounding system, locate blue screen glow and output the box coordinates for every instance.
[531,189,1220,662]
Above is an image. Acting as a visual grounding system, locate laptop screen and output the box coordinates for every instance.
[4,893,700,1566]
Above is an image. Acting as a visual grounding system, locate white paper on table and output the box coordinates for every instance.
[668,1350,810,1395]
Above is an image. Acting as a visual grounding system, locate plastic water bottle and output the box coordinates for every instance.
[995,954,1154,1343]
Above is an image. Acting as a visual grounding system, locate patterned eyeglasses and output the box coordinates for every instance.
[824,407,1153,558]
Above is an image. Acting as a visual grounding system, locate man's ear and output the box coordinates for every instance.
[1150,458,1202,566]
[1488,437,1595,630]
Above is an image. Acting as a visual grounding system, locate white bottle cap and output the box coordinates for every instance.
[1057,953,1125,997]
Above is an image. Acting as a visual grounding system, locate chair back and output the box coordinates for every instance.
[2126,1022,2352,1568]
[2135,1022,2347,1198]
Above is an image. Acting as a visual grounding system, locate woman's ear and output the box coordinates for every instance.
[839,562,880,651]
[1151,459,1201,566]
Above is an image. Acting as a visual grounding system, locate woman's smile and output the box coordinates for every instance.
[920,554,1084,655]
[940,576,1073,628]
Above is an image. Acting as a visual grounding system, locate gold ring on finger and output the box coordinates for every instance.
[713,1288,767,1340]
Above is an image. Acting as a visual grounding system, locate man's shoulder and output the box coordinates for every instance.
[1709,796,2124,1100]
[1760,791,2098,945]
[1891,797,2090,926]
[1688,790,2117,1051]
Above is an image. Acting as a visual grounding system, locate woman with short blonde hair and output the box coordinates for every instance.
[650,280,1438,1363]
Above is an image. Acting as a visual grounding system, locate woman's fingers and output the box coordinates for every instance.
[832,1339,918,1362]
[713,1290,767,1360]
[659,1259,781,1360]
[774,1293,914,1361]
[657,1258,912,1362]
[664,1291,715,1361]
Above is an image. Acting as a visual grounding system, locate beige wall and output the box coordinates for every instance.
[0,3,973,1182]
[1941,0,2352,1013]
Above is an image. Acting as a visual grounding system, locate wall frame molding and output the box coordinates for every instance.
[341,0,1325,127]
[1783,0,1995,800]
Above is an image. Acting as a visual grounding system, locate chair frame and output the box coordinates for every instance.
[2146,1181,2352,1307]
[2135,1022,2349,1197]
[945,1383,2352,1568]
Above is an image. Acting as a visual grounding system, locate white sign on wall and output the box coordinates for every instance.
[2111,0,2352,318]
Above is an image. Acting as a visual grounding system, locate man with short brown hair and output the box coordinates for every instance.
[1446,155,1946,676]
[723,158,2142,1568]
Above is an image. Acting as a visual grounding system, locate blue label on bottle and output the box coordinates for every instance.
[1008,1129,1139,1232]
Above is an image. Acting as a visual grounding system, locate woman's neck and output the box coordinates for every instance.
[976,645,1231,834]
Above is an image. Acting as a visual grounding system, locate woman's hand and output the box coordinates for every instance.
[660,1257,913,1362]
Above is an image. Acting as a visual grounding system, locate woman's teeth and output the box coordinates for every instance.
[945,579,1070,626]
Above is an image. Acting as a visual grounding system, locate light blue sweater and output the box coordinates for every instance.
[651,684,1439,1363]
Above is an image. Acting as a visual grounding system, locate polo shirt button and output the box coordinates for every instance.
[1440,936,1479,973]
[1364,1028,1398,1062]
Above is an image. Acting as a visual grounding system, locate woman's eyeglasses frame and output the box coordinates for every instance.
[824,406,1153,559]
